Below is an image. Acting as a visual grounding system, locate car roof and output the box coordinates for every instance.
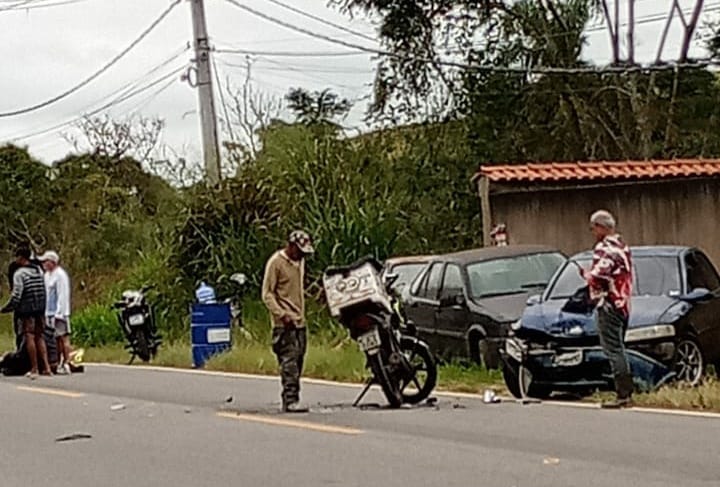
[437,245,563,265]
[384,255,435,267]
[570,245,691,260]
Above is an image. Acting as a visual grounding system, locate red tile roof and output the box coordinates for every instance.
[476,160,720,183]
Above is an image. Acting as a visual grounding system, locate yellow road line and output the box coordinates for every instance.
[16,386,85,399]
[217,412,363,435]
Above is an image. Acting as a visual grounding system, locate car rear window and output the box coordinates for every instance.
[466,252,566,299]
[387,263,426,291]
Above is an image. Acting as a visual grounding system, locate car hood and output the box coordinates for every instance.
[472,292,534,323]
[520,295,686,337]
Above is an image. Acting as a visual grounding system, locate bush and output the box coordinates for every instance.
[71,304,123,347]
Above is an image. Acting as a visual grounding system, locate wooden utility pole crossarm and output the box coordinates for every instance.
[189,0,222,186]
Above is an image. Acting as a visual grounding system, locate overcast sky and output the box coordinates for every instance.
[0,0,716,166]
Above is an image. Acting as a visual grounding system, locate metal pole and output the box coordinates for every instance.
[189,0,221,186]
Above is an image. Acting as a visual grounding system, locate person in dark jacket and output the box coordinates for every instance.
[1,246,51,378]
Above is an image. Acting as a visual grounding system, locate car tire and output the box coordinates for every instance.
[674,336,705,386]
[502,358,551,400]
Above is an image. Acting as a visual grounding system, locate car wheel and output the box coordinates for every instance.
[674,337,704,386]
[502,358,523,399]
[502,358,551,399]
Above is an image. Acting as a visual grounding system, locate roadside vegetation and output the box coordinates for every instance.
[3,1,720,413]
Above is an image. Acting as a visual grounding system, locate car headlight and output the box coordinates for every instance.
[505,338,524,362]
[624,324,675,343]
[511,319,522,331]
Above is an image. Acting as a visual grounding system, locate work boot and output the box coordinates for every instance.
[283,402,309,413]
[602,373,634,409]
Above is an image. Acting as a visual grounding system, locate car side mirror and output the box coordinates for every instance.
[679,287,712,302]
[526,294,541,306]
[440,293,466,308]
[384,272,399,288]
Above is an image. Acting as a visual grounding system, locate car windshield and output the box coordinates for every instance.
[466,252,566,299]
[387,263,426,291]
[547,256,682,299]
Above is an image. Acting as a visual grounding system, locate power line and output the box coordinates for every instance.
[215,47,371,58]
[8,64,187,142]
[224,0,718,75]
[2,46,189,141]
[0,0,181,117]
[0,0,41,11]
[211,56,237,143]
[262,0,376,43]
[0,0,90,11]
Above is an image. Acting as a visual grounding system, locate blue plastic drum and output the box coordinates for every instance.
[190,303,232,368]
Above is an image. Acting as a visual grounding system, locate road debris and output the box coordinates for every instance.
[452,402,467,409]
[543,457,561,466]
[225,396,233,403]
[483,389,502,403]
[55,433,92,443]
[110,403,126,411]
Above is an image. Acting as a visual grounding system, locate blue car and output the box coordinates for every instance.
[502,246,720,399]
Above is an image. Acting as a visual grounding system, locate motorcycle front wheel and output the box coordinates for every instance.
[369,350,403,408]
[399,336,437,405]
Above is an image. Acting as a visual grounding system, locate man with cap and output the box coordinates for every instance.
[40,250,73,375]
[262,230,314,413]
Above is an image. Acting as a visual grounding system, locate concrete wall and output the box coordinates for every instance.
[489,179,720,264]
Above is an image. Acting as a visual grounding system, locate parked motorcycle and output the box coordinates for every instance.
[216,273,248,329]
[323,257,437,408]
[113,286,161,363]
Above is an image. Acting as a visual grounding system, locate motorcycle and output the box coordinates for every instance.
[113,285,161,363]
[323,257,437,408]
[215,272,248,329]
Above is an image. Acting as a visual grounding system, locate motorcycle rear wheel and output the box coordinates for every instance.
[369,351,403,408]
[400,337,437,405]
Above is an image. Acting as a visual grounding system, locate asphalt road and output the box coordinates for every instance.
[1,364,717,487]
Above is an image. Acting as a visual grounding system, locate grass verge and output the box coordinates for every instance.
[2,315,719,412]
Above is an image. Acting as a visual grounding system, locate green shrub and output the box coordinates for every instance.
[71,304,123,347]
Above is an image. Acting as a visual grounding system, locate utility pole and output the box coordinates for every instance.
[189,0,221,186]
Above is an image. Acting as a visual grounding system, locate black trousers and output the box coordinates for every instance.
[597,304,633,398]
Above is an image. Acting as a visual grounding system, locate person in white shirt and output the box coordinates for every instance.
[40,251,73,375]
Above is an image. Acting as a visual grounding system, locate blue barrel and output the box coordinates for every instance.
[191,303,232,368]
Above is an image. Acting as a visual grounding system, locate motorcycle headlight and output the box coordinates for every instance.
[511,319,522,331]
[624,324,675,343]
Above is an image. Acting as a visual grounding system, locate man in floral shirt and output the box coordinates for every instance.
[584,210,634,408]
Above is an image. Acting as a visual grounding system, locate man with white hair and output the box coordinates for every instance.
[40,250,73,375]
[583,210,634,408]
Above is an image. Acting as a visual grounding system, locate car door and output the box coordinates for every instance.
[434,263,470,357]
[405,262,444,353]
[683,250,720,362]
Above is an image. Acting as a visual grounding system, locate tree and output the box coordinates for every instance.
[0,145,52,254]
[65,114,164,165]
[333,0,714,118]
[220,65,282,167]
[285,88,352,126]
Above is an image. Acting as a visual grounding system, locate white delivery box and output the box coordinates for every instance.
[323,262,393,317]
